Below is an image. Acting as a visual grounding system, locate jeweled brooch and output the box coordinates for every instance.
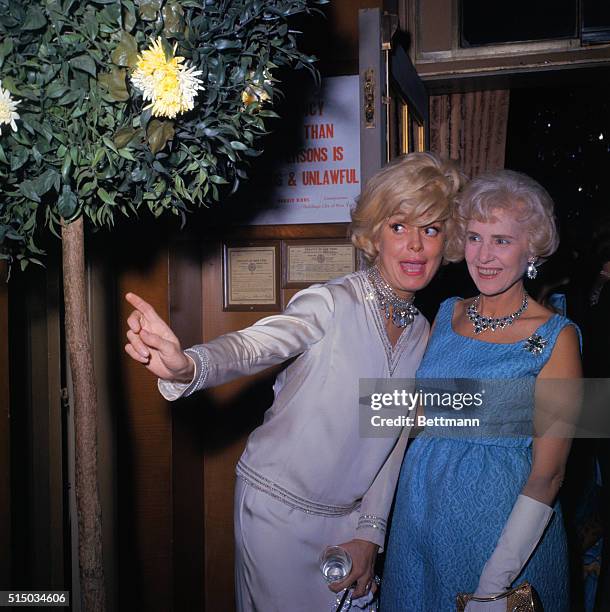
[524,334,548,355]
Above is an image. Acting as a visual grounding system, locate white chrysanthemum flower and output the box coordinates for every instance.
[0,81,20,135]
[131,38,204,119]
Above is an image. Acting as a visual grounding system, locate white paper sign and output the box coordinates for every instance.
[252,75,360,225]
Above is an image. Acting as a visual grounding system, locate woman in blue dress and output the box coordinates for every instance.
[382,170,582,611]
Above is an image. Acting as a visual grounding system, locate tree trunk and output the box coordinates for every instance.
[61,217,106,612]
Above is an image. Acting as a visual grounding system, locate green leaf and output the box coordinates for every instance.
[61,155,72,183]
[152,160,169,174]
[69,54,97,78]
[79,181,96,197]
[162,1,184,35]
[230,141,248,150]
[138,0,162,21]
[111,31,139,68]
[209,175,229,184]
[102,136,119,155]
[97,188,115,205]
[76,169,94,189]
[71,106,88,119]
[22,213,37,233]
[84,9,99,39]
[147,119,175,155]
[46,82,69,99]
[98,68,129,102]
[215,39,242,51]
[58,90,82,106]
[35,170,60,196]
[257,110,280,118]
[1,77,23,97]
[130,166,148,182]
[113,127,137,148]
[0,38,13,60]
[19,181,41,203]
[58,185,78,219]
[92,148,105,167]
[118,148,136,161]
[122,3,137,32]
[100,3,121,24]
[22,7,47,30]
[11,147,29,172]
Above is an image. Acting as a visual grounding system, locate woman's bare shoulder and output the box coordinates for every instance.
[522,297,556,325]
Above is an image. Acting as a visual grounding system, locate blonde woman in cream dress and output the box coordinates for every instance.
[124,152,464,612]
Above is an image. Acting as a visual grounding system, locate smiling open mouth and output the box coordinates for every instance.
[477,267,501,278]
[400,261,426,275]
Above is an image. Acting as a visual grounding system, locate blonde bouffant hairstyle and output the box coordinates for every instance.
[349,152,465,264]
[454,169,559,262]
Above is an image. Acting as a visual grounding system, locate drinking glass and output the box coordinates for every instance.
[319,546,352,583]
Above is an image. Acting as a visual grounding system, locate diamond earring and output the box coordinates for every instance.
[526,259,538,280]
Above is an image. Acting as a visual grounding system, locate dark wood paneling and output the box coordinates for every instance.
[43,258,64,589]
[0,262,9,586]
[168,240,204,612]
[117,251,173,611]
[315,0,384,75]
[7,253,65,592]
[88,248,119,612]
[201,244,277,611]
[202,222,350,241]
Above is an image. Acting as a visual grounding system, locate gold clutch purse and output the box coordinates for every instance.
[456,582,543,611]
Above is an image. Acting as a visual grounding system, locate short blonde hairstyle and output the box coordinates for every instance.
[454,170,559,261]
[349,152,464,264]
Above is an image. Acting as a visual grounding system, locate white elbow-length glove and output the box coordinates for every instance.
[464,494,553,612]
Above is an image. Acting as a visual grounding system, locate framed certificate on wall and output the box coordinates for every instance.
[283,240,356,288]
[222,242,281,311]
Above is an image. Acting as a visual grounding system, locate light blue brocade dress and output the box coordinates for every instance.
[382,297,577,612]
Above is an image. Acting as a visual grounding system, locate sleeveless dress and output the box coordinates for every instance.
[381,297,577,612]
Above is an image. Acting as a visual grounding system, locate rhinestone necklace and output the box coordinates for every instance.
[467,293,528,334]
[367,266,418,329]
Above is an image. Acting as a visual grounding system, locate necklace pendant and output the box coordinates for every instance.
[467,293,529,335]
[367,266,418,330]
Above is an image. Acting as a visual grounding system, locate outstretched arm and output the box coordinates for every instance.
[126,284,335,397]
